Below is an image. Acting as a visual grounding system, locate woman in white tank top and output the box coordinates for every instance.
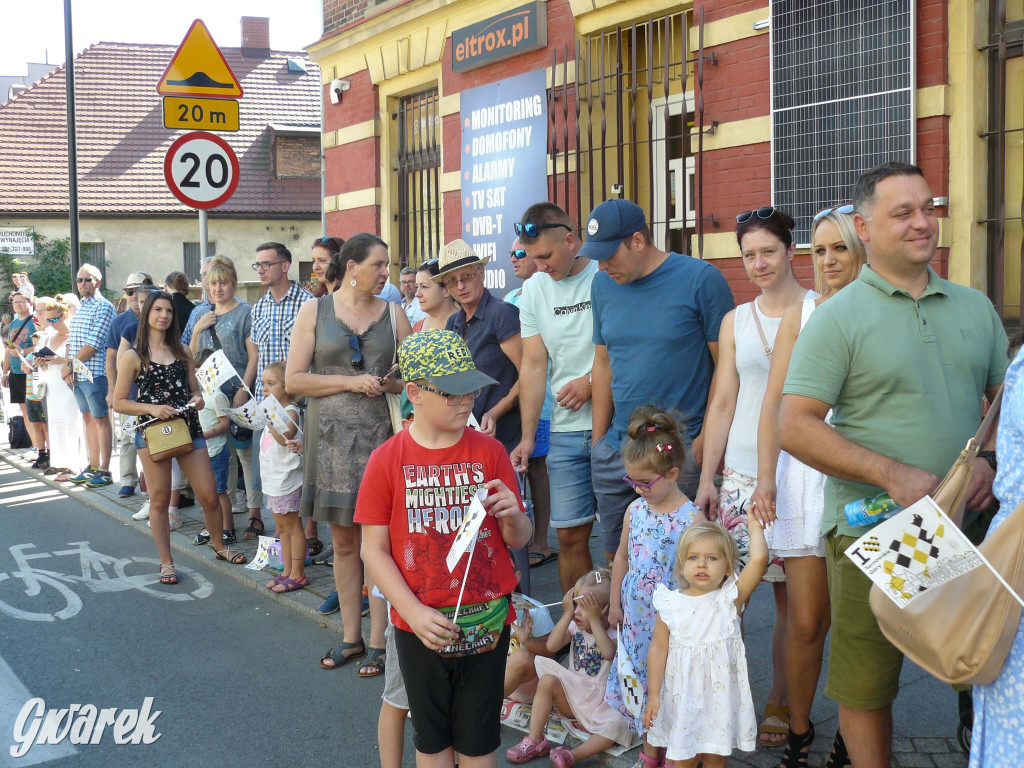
[752,206,867,768]
[696,206,813,748]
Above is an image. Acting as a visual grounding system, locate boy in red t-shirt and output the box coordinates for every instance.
[356,329,533,768]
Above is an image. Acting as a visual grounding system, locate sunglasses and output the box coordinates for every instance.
[510,248,527,261]
[622,471,667,493]
[45,316,62,323]
[514,222,571,238]
[349,335,364,370]
[813,204,854,222]
[313,236,341,250]
[76,277,96,284]
[735,206,777,225]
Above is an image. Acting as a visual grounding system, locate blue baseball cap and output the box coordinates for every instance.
[578,199,648,261]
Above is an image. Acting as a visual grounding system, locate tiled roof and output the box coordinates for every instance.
[0,42,322,216]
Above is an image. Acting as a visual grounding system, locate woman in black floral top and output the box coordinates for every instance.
[113,291,246,584]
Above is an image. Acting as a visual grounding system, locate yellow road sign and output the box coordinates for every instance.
[163,97,239,131]
[157,19,243,99]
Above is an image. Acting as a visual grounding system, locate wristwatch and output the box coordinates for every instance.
[978,450,997,472]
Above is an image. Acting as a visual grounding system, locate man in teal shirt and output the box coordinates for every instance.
[780,162,1007,768]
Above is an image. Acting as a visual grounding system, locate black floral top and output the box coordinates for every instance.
[135,358,203,439]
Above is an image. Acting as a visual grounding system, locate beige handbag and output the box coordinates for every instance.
[869,388,1024,685]
[142,417,194,462]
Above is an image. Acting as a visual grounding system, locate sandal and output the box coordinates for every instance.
[214,548,247,564]
[56,471,72,482]
[265,575,287,590]
[528,551,558,569]
[159,564,178,585]
[271,576,309,593]
[242,516,265,540]
[306,537,324,557]
[320,639,365,670]
[358,647,386,678]
[759,703,790,747]
[550,746,575,768]
[825,731,852,768]
[776,721,814,768]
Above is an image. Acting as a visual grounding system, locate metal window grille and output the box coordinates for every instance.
[395,88,441,269]
[770,0,915,246]
[183,242,216,283]
[982,5,1024,324]
[79,243,107,285]
[548,11,702,256]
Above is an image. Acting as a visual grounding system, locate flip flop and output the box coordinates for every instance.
[271,576,309,594]
[528,551,558,569]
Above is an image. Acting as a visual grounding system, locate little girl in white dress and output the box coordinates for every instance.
[643,510,769,767]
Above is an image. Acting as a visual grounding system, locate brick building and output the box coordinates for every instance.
[309,1,1022,320]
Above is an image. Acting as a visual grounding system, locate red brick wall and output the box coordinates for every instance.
[324,0,371,35]
[275,135,320,178]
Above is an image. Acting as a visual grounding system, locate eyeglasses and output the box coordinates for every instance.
[514,222,572,238]
[735,207,777,225]
[442,270,481,290]
[510,248,527,260]
[252,260,287,272]
[76,277,96,284]
[349,335,363,370]
[416,382,482,406]
[813,204,854,222]
[622,471,667,493]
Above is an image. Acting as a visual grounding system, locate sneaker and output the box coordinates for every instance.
[222,529,237,545]
[118,485,135,498]
[69,468,98,484]
[86,471,113,488]
[506,736,551,764]
[318,590,340,615]
[168,511,182,531]
[132,502,151,521]
[194,530,211,546]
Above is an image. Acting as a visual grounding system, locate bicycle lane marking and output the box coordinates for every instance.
[0,654,77,767]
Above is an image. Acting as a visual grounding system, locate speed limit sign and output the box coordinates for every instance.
[163,131,240,210]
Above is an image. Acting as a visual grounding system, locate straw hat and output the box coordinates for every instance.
[432,239,490,282]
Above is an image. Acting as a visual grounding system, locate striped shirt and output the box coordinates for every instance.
[250,281,312,398]
[68,295,116,381]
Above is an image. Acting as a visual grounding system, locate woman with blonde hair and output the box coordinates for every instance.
[751,204,867,768]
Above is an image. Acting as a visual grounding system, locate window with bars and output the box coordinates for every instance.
[183,242,216,283]
[770,0,914,245]
[79,242,107,286]
[395,88,441,269]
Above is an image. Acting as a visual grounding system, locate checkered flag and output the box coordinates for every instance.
[888,513,941,571]
[616,632,644,721]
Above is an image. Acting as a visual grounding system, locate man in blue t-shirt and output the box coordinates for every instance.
[104,272,154,496]
[583,199,734,558]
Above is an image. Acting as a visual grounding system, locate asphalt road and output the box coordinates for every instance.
[0,462,392,768]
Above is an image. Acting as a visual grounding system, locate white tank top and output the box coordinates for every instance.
[724,299,781,478]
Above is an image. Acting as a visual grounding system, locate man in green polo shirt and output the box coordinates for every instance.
[779,162,1007,768]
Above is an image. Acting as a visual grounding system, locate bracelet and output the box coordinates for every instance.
[978,450,997,472]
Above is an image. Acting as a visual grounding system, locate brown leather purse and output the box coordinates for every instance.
[869,388,1024,685]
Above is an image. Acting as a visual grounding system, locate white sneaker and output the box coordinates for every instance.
[132,502,150,521]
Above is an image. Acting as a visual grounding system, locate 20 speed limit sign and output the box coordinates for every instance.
[164,131,240,210]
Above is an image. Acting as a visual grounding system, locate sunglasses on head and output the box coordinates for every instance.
[813,204,854,222]
[735,206,777,225]
[514,222,571,238]
[349,335,364,370]
[313,236,341,251]
[510,248,527,260]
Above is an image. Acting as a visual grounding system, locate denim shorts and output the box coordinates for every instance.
[209,447,230,493]
[546,429,596,530]
[72,375,109,418]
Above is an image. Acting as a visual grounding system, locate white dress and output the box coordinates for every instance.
[41,338,84,472]
[646,582,756,761]
[767,299,828,557]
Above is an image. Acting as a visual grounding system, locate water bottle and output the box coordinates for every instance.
[844,492,902,527]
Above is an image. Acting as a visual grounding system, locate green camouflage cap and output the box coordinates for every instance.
[399,330,497,395]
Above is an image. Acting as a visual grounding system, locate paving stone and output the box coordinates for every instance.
[931,753,969,768]
[895,754,935,768]
[913,737,954,753]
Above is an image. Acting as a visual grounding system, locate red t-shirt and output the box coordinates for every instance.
[354,427,523,633]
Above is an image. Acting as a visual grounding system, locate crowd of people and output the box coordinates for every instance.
[3,160,1021,768]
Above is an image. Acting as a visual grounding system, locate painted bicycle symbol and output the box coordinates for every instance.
[0,541,213,622]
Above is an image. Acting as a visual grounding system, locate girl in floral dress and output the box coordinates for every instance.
[606,405,702,768]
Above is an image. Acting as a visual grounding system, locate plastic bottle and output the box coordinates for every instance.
[844,492,902,527]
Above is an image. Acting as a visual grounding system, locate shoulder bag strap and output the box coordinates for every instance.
[749,301,772,359]
[388,301,399,367]
[970,386,1003,454]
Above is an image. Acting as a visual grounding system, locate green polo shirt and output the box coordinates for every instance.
[783,265,1008,537]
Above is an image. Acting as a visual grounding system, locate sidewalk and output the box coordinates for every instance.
[0,442,969,768]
